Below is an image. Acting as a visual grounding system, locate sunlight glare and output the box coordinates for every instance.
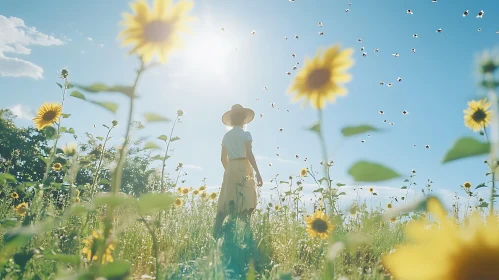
[183,33,234,76]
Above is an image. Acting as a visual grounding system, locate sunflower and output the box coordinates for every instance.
[174,198,183,207]
[33,103,62,131]
[11,192,19,199]
[275,205,281,211]
[209,192,217,200]
[177,187,183,193]
[383,197,499,280]
[181,188,190,195]
[288,45,354,109]
[14,202,28,216]
[200,191,207,199]
[369,187,374,193]
[300,168,308,177]
[192,189,199,195]
[52,163,63,171]
[82,230,115,264]
[387,203,392,209]
[463,98,492,132]
[305,210,333,239]
[62,143,77,157]
[463,182,472,189]
[199,185,206,191]
[119,0,195,63]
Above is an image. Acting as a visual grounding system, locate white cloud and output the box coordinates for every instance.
[0,15,64,79]
[87,37,93,41]
[99,44,104,47]
[183,164,203,170]
[9,104,34,120]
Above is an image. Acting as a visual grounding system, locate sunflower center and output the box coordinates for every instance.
[451,245,499,280]
[307,68,331,89]
[42,111,57,121]
[144,20,172,42]
[471,109,487,123]
[311,218,328,233]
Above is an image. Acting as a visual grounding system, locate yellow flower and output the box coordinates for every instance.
[369,187,374,193]
[14,202,28,216]
[390,217,397,223]
[199,185,206,191]
[119,0,195,63]
[463,182,472,189]
[193,189,200,195]
[200,191,207,199]
[82,230,115,264]
[52,163,63,171]
[209,192,217,200]
[76,189,81,197]
[75,197,81,203]
[177,187,183,193]
[288,45,354,109]
[62,143,77,157]
[275,205,281,211]
[181,187,190,195]
[305,210,333,239]
[387,203,392,209]
[174,198,183,207]
[33,103,62,131]
[300,168,308,177]
[11,192,19,199]
[463,98,492,132]
[383,197,499,280]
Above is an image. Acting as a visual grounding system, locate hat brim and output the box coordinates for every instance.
[222,108,255,126]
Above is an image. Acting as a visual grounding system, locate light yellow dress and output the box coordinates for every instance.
[217,127,257,214]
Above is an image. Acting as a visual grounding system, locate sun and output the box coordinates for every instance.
[182,31,234,76]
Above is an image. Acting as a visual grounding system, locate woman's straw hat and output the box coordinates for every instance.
[222,104,255,126]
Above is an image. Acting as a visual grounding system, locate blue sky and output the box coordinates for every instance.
[1,0,498,210]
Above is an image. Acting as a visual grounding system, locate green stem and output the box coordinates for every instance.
[317,109,333,213]
[160,116,179,192]
[90,126,114,198]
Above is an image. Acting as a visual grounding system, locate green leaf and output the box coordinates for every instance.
[93,193,134,208]
[171,136,181,142]
[99,260,130,278]
[76,83,134,98]
[0,173,17,183]
[144,141,161,150]
[138,193,175,215]
[308,123,321,134]
[157,135,168,141]
[341,125,379,137]
[478,202,489,208]
[338,192,346,196]
[45,254,79,264]
[70,90,86,101]
[336,183,346,187]
[144,113,170,123]
[0,218,18,228]
[13,252,34,270]
[348,161,400,182]
[61,113,71,118]
[442,137,489,163]
[43,126,57,139]
[151,154,164,161]
[69,204,89,216]
[90,101,119,114]
[66,83,74,89]
[401,186,407,189]
[313,188,324,193]
[279,181,289,184]
[99,178,111,185]
[96,136,104,141]
[56,82,63,89]
[476,183,487,189]
[481,80,499,89]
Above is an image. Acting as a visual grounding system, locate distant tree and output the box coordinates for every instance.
[0,109,50,182]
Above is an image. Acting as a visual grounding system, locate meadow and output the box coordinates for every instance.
[1,0,499,279]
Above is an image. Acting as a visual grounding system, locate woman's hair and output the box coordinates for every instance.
[230,111,246,127]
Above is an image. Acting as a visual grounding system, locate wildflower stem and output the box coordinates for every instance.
[317,109,334,214]
[160,115,179,192]
[90,125,115,198]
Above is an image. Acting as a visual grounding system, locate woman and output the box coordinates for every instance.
[214,104,263,237]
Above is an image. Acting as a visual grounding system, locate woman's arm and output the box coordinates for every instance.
[246,141,263,187]
[221,145,228,170]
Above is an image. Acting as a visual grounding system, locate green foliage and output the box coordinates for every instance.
[442,137,489,163]
[76,83,134,98]
[348,161,400,182]
[341,124,379,137]
[70,90,87,100]
[144,113,170,123]
[137,193,175,215]
[90,101,119,114]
